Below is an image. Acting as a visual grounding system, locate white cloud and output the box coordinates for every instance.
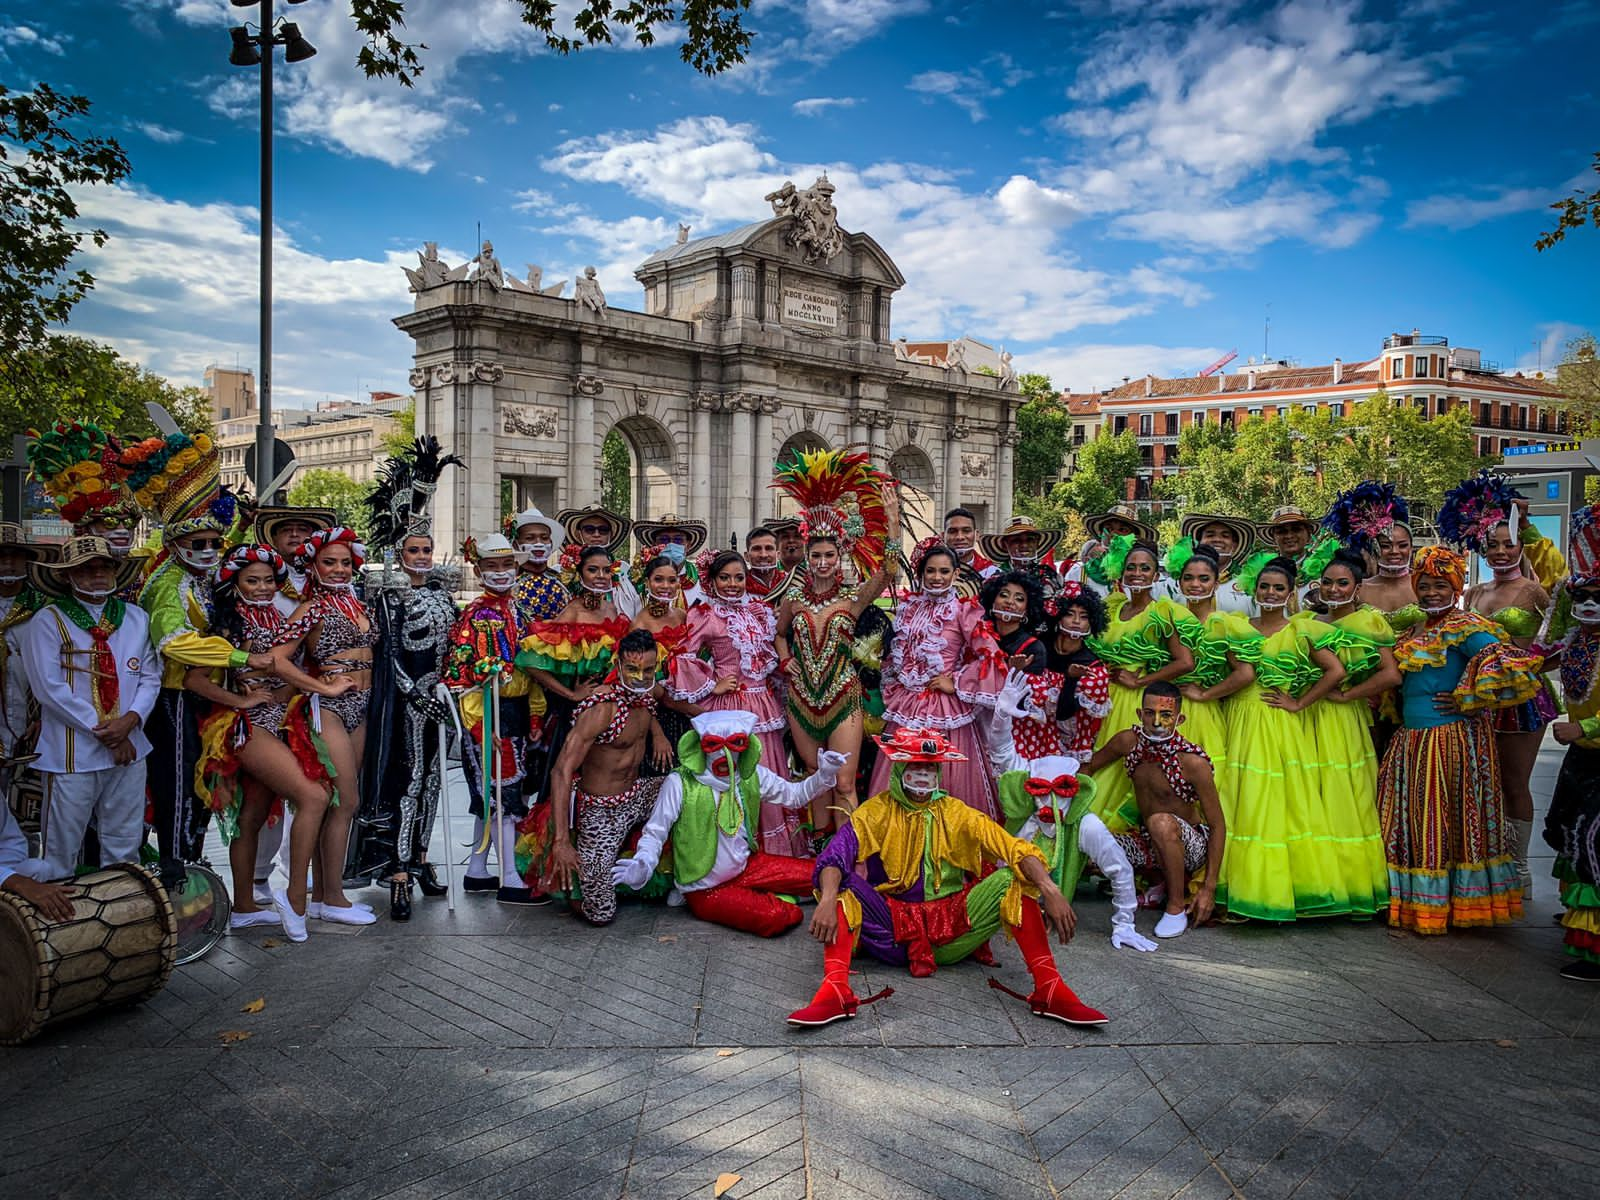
[908,69,992,122]
[1113,186,1379,252]
[1515,322,1586,374]
[995,176,1080,227]
[133,122,189,145]
[65,183,414,405]
[1404,184,1560,230]
[0,23,67,55]
[779,0,930,47]
[791,96,859,116]
[1021,342,1229,394]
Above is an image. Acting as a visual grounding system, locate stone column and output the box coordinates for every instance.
[569,374,602,509]
[996,429,1020,520]
[689,393,716,521]
[727,394,756,537]
[943,415,969,512]
[752,396,779,521]
[731,264,759,320]
[465,360,503,543]
[764,271,781,324]
[426,364,462,553]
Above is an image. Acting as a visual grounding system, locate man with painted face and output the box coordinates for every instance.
[16,537,161,879]
[1082,680,1225,940]
[444,534,540,902]
[542,628,674,924]
[987,669,1157,952]
[559,505,641,619]
[613,711,849,935]
[509,506,569,624]
[788,726,1110,1029]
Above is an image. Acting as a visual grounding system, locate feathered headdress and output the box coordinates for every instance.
[1300,536,1340,584]
[1234,549,1280,597]
[365,435,462,552]
[1322,482,1410,555]
[25,421,140,529]
[1085,533,1135,586]
[769,448,891,576]
[1437,472,1522,554]
[1164,537,1196,579]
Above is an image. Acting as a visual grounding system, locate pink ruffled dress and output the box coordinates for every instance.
[869,594,1006,816]
[667,596,809,855]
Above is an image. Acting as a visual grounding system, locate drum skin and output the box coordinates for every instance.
[0,862,177,1045]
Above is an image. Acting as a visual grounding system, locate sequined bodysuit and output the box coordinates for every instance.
[785,583,864,741]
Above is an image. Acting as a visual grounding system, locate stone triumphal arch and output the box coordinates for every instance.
[397,179,1023,555]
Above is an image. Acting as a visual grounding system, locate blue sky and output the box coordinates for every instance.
[6,0,1599,405]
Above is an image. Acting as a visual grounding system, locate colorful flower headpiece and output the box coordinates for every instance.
[1322,482,1410,555]
[1164,537,1196,579]
[26,421,140,529]
[560,541,619,589]
[1234,549,1282,597]
[219,543,287,587]
[769,447,891,576]
[1414,544,1467,592]
[303,525,367,570]
[909,534,946,578]
[630,543,678,589]
[1437,472,1522,554]
[120,429,225,535]
[1300,536,1340,584]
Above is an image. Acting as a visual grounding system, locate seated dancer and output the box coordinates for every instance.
[17,537,160,881]
[1083,681,1225,940]
[186,546,350,940]
[1543,502,1600,980]
[787,727,1109,1029]
[743,526,795,604]
[988,670,1157,953]
[613,711,849,935]
[508,506,570,625]
[541,629,671,925]
[558,505,640,618]
[444,534,537,902]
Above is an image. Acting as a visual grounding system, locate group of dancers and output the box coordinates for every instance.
[2,423,1598,1040]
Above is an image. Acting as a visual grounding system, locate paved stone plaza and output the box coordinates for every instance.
[3,745,1596,1200]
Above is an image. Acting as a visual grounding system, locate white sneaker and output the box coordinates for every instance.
[230,908,281,931]
[313,901,377,926]
[1154,911,1190,939]
[272,888,309,942]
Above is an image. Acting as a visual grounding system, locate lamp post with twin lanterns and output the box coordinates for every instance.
[226,0,316,501]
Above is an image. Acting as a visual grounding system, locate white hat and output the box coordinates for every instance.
[690,710,758,739]
[472,533,516,560]
[511,507,564,555]
[1027,754,1082,778]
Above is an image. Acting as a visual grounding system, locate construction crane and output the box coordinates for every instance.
[1196,350,1238,378]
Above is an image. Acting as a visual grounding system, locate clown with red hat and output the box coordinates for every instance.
[786,725,1110,1029]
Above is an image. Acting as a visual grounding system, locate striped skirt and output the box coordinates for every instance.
[1376,713,1523,934]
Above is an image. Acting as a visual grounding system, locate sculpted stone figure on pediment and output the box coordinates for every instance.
[765,175,844,265]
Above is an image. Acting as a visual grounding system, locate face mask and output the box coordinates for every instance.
[992,607,1027,623]
[902,767,940,794]
[1572,600,1600,624]
[73,586,114,603]
[318,579,356,595]
[1007,549,1038,564]
[921,583,953,599]
[0,573,26,584]
[1183,587,1216,601]
[1491,563,1523,580]
[176,546,220,571]
[661,543,687,566]
[519,542,552,562]
[1257,599,1287,611]
[1377,562,1411,577]
[240,595,278,609]
[103,530,134,555]
[481,570,516,593]
[1142,726,1176,744]
[1125,581,1154,592]
[617,673,655,695]
[1420,600,1456,614]
[581,579,611,595]
[403,560,433,576]
[648,589,677,604]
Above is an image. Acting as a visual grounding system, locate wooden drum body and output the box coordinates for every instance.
[0,862,177,1044]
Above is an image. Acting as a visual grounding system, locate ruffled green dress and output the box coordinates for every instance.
[1088,594,1201,833]
[1173,608,1236,785]
[1307,607,1393,918]
[1218,612,1359,921]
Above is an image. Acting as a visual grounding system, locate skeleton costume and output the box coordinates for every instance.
[346,438,461,887]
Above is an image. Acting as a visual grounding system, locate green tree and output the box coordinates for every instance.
[0,85,130,360]
[380,398,417,457]
[1536,152,1600,251]
[600,429,631,515]
[1013,373,1071,499]
[351,0,752,85]
[1555,333,1600,435]
[288,469,371,540]
[1,335,209,446]
[1055,429,1140,516]
[1342,391,1490,515]
[1014,489,1089,557]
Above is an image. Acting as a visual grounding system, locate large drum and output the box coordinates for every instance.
[0,862,176,1045]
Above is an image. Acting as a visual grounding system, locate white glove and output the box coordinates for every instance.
[611,857,652,890]
[816,748,850,784]
[1111,923,1159,952]
[997,668,1039,720]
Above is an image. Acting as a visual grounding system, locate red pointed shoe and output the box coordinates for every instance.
[787,981,860,1027]
[1028,979,1109,1027]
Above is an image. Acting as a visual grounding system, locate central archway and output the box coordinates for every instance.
[603,414,679,522]
[772,430,830,519]
[888,443,937,540]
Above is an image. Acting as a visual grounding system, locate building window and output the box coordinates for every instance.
[1539,410,1549,432]
[1164,412,1178,436]
[1114,414,1128,434]
[1416,356,1428,378]
[1415,395,1428,415]
[1139,414,1153,437]
[1478,436,1491,456]
[1329,402,1343,418]
[1220,411,1235,429]
[1248,407,1261,418]
[1139,444,1154,467]
[1192,409,1205,426]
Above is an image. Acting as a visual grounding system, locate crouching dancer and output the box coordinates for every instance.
[787,727,1109,1029]
[613,711,849,935]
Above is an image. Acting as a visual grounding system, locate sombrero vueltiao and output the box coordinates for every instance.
[0,523,55,564]
[633,514,708,556]
[255,506,336,549]
[978,516,1063,566]
[1179,513,1255,558]
[557,506,632,556]
[28,535,143,599]
[1085,502,1157,544]
[1257,504,1322,542]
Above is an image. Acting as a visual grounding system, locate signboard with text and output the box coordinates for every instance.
[782,287,840,330]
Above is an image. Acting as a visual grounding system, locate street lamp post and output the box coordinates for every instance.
[227,0,316,502]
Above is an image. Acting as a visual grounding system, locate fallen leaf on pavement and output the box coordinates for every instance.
[260,938,282,948]
[219,1031,252,1044]
[716,1049,736,1057]
[714,1173,741,1197]
[241,998,265,1014]
[658,935,677,943]
[1495,1039,1517,1048]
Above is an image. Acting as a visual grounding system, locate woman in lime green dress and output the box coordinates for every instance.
[1166,540,1256,786]
[1312,547,1400,918]
[1086,537,1197,832]
[1217,554,1354,921]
